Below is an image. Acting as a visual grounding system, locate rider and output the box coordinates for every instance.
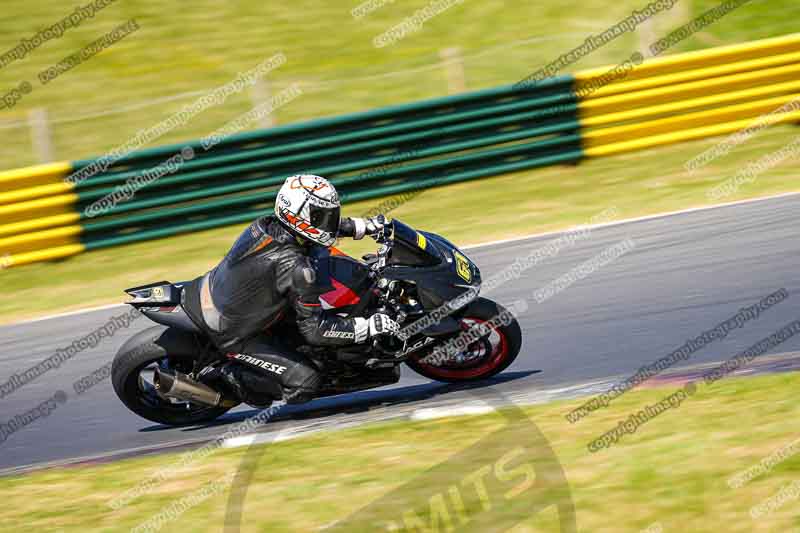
[191,174,400,405]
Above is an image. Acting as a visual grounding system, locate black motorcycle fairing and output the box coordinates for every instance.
[388,220,442,267]
[421,316,461,336]
[315,364,401,398]
[125,281,202,333]
[381,220,481,311]
[117,324,208,361]
[382,260,479,311]
[425,231,481,288]
[125,280,178,303]
[140,306,202,333]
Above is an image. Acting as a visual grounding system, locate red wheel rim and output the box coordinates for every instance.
[414,317,509,379]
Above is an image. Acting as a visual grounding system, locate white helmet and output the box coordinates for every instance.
[274,174,341,247]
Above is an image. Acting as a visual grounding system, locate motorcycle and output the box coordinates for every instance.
[111,219,522,426]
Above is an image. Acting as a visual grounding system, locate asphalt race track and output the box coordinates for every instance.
[2,193,800,473]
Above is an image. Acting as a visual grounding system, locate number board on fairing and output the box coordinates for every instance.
[453,251,472,282]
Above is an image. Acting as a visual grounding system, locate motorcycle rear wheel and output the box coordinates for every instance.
[112,326,234,426]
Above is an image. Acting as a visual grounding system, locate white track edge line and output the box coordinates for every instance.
[462,190,800,250]
[409,404,495,421]
[10,303,125,326]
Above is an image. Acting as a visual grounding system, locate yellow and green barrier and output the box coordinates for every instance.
[0,76,582,267]
[575,33,800,157]
[1,32,799,268]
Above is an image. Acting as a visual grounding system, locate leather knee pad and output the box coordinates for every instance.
[232,339,322,393]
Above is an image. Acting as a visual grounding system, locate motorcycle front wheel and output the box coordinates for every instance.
[405,297,522,383]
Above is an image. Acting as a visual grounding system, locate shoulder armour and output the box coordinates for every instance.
[291,257,318,291]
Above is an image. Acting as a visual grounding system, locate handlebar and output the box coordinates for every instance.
[368,216,392,271]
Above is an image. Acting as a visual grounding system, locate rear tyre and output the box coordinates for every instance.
[405,297,522,382]
[112,326,233,426]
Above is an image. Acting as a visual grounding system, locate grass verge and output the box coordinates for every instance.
[1,371,799,532]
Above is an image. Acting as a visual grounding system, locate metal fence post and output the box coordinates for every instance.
[250,79,276,128]
[439,47,466,94]
[28,108,55,163]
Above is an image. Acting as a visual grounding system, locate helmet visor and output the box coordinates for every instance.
[309,204,340,236]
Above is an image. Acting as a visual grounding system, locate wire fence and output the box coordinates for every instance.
[2,33,595,169]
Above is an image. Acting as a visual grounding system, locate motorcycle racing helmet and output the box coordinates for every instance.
[274,174,341,247]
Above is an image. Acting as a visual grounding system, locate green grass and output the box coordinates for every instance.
[1,372,799,532]
[1,0,797,168]
[1,122,799,323]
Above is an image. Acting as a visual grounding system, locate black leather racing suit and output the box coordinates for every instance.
[194,214,368,403]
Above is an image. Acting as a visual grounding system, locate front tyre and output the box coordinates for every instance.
[405,297,522,382]
[112,326,233,426]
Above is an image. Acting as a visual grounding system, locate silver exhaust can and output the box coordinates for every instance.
[153,367,222,407]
